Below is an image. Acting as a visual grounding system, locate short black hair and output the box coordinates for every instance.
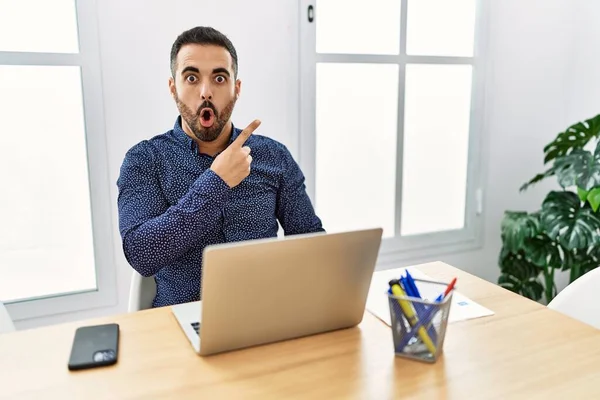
[170,26,238,78]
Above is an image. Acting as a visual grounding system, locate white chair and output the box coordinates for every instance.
[0,301,16,334]
[547,267,600,329]
[128,271,157,312]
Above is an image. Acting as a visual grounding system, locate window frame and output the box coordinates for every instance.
[0,0,117,321]
[299,0,490,266]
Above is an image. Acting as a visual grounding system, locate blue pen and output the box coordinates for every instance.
[405,270,422,298]
[400,273,437,342]
[402,273,425,315]
[400,276,414,296]
[404,272,429,316]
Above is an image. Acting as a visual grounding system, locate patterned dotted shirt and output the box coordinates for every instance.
[117,117,324,307]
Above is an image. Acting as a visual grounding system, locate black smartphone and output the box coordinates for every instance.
[67,323,119,371]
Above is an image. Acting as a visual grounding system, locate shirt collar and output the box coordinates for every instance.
[172,116,195,150]
[172,115,242,153]
[228,124,242,144]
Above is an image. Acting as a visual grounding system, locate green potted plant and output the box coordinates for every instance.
[498,113,600,303]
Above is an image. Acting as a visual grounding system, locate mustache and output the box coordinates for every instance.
[196,101,217,117]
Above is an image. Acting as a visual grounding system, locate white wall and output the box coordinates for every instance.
[440,0,599,289]
[14,0,600,328]
[567,0,600,121]
[437,0,581,285]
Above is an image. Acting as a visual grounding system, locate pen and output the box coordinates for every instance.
[401,274,437,342]
[405,271,422,298]
[435,277,457,302]
[400,276,414,297]
[389,279,437,355]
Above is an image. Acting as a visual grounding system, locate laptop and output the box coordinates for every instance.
[171,227,383,356]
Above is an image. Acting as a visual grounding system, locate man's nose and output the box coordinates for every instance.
[200,82,212,100]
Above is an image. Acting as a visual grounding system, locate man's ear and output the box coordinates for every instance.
[235,79,242,99]
[168,76,177,100]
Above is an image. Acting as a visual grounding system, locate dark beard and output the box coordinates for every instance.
[176,96,236,142]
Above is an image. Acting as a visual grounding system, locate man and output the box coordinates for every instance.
[117,26,324,307]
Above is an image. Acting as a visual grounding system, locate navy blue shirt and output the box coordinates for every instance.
[117,117,324,307]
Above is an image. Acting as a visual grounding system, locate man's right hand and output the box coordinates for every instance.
[210,119,261,188]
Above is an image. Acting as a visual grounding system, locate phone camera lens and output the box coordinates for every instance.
[93,350,115,362]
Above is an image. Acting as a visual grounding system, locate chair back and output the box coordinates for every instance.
[547,267,600,329]
[128,271,157,312]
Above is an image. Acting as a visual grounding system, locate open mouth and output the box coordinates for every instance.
[200,108,215,128]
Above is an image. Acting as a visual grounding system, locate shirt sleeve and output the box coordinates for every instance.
[116,141,230,276]
[275,144,325,235]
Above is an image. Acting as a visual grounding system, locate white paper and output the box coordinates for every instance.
[366,267,495,326]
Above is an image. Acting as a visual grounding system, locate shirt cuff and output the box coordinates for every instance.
[177,169,231,211]
[194,168,231,200]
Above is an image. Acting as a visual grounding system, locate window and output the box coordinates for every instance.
[0,0,115,321]
[300,0,488,263]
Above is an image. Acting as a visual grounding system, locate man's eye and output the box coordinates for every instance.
[215,75,226,83]
[186,75,197,83]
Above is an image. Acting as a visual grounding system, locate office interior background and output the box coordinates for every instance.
[1,0,599,330]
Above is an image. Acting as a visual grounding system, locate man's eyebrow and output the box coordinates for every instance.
[181,66,200,75]
[212,67,231,77]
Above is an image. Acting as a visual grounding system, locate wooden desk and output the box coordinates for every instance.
[2,261,600,399]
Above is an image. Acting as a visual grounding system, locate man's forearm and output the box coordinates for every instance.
[121,170,230,276]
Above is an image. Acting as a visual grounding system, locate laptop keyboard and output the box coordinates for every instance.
[191,322,200,335]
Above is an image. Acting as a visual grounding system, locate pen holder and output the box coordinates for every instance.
[387,279,453,363]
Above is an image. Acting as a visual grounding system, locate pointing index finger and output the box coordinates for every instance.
[233,119,261,148]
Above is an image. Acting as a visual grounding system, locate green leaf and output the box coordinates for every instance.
[501,211,540,252]
[561,247,578,272]
[520,168,556,192]
[541,191,600,250]
[523,235,562,268]
[587,188,600,212]
[563,247,600,281]
[498,274,544,301]
[578,187,590,202]
[543,114,600,164]
[553,146,600,191]
[498,248,544,301]
[581,256,600,277]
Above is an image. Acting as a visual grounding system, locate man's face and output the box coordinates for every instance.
[169,44,240,142]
